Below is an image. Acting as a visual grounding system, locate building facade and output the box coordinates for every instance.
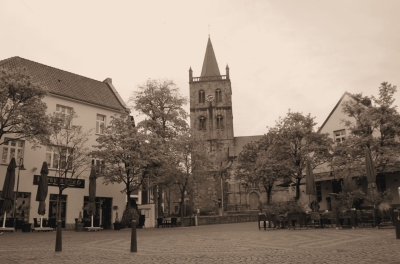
[0,56,144,229]
[313,92,400,210]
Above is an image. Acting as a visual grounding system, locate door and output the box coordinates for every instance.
[249,192,260,210]
[101,198,112,229]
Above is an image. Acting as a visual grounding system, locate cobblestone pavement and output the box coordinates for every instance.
[0,222,400,264]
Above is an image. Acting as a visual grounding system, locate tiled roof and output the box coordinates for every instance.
[0,56,127,111]
[200,37,221,77]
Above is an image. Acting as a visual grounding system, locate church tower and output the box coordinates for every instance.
[189,37,234,212]
[189,37,234,162]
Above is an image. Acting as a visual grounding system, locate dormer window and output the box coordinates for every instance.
[199,90,205,104]
[215,89,222,103]
[199,116,206,130]
[216,115,223,130]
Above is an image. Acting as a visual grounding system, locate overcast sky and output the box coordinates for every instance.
[2,0,400,137]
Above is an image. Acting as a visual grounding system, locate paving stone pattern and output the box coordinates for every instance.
[0,222,399,264]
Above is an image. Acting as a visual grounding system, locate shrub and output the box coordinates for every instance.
[121,206,140,227]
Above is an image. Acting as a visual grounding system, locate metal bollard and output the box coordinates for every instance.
[131,220,137,253]
[55,220,62,252]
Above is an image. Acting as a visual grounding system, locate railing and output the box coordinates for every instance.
[191,75,227,82]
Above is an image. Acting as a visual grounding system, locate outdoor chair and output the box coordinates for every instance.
[360,210,374,227]
[171,217,178,227]
[378,209,393,228]
[33,218,39,228]
[287,212,306,230]
[157,217,164,228]
[47,218,56,230]
[307,212,321,228]
[258,214,267,230]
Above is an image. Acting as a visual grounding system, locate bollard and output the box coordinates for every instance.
[130,220,137,253]
[55,220,62,252]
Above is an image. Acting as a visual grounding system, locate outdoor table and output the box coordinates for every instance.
[164,217,171,227]
[337,211,356,228]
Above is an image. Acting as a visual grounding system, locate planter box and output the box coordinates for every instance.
[22,223,32,233]
[75,223,84,232]
[113,222,121,230]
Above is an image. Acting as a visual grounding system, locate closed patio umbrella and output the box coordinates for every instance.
[1,158,16,228]
[365,148,378,201]
[35,162,49,228]
[305,159,319,212]
[88,166,97,227]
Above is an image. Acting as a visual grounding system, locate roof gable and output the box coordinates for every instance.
[318,92,351,132]
[0,56,127,111]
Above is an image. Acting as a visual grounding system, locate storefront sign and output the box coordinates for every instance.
[33,175,85,189]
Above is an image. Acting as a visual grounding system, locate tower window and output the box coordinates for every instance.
[216,115,223,130]
[215,89,222,103]
[199,116,206,130]
[199,90,205,104]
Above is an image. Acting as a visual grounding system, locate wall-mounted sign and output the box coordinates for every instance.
[33,175,85,189]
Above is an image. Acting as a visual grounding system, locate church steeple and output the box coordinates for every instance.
[201,37,221,77]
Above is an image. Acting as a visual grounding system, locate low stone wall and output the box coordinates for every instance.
[182,214,258,226]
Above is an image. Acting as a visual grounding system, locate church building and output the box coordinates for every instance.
[188,38,273,214]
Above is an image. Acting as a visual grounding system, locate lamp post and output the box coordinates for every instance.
[13,158,26,231]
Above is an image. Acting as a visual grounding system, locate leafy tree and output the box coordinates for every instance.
[268,111,333,200]
[47,112,92,221]
[130,79,188,139]
[129,79,188,216]
[170,130,210,225]
[236,132,293,205]
[92,114,160,210]
[331,82,400,179]
[0,67,50,146]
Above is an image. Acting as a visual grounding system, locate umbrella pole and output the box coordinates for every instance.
[40,217,43,228]
[91,215,93,228]
[2,212,6,228]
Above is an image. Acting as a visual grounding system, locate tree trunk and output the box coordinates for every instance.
[265,185,272,205]
[57,188,63,222]
[126,181,131,210]
[295,177,301,200]
[180,193,185,227]
[158,186,163,217]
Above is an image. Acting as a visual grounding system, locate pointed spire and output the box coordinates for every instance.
[226,64,230,80]
[201,37,221,77]
[189,66,193,82]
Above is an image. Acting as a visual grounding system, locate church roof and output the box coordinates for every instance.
[201,37,221,77]
[229,135,264,157]
[0,56,127,111]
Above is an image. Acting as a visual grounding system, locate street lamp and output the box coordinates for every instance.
[13,158,26,231]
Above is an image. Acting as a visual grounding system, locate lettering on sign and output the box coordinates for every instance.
[33,175,85,189]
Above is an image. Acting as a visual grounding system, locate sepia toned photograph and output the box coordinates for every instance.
[1,1,400,263]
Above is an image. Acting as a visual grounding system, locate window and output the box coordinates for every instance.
[316,182,322,202]
[56,105,73,128]
[49,194,67,227]
[376,174,386,192]
[215,89,222,103]
[46,146,73,170]
[216,115,223,130]
[96,114,106,134]
[199,116,206,130]
[199,90,205,104]
[92,158,105,174]
[1,138,24,163]
[334,129,346,143]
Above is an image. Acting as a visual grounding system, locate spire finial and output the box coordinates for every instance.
[208,25,210,37]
